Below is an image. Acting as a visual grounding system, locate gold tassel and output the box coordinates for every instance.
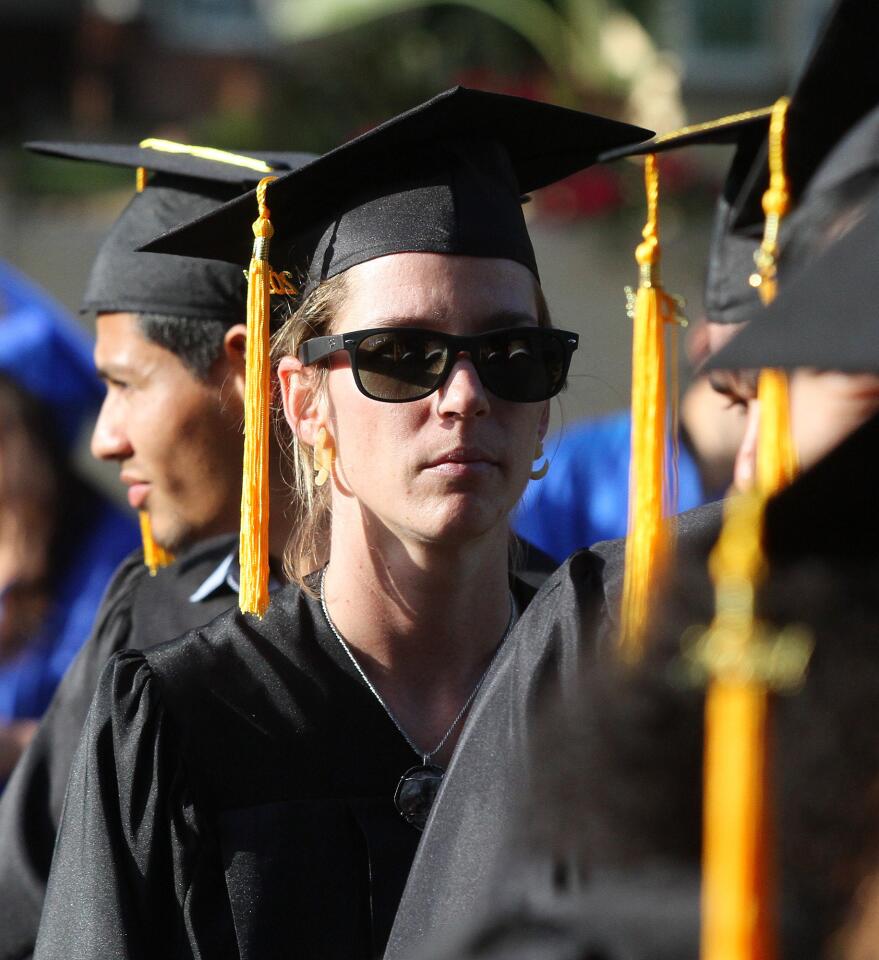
[699,492,770,960]
[238,175,277,617]
[751,97,798,496]
[695,493,812,960]
[138,510,173,576]
[619,154,681,662]
[756,370,797,494]
[702,678,772,960]
[135,167,147,193]
[700,99,799,960]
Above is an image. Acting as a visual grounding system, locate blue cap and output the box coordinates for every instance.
[0,260,104,450]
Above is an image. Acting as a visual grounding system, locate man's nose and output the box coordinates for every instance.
[90,398,133,461]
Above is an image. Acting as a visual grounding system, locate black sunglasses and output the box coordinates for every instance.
[298,326,579,403]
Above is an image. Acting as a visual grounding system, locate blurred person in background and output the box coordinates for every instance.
[436,541,879,960]
[0,260,138,784]
[514,319,747,561]
[0,142,315,960]
[708,103,879,490]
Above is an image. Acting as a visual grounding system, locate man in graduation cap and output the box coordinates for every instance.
[31,88,649,960]
[0,140,314,960]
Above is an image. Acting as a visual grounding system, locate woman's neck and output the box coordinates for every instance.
[320,516,514,764]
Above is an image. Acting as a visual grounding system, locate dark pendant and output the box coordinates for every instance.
[395,764,444,831]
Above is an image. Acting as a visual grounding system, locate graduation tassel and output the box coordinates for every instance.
[697,493,812,960]
[751,97,798,495]
[701,98,799,960]
[700,492,771,960]
[620,154,683,662]
[755,371,796,495]
[138,510,173,576]
[238,175,277,617]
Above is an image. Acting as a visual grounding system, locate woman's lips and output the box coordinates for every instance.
[125,482,150,510]
[424,449,498,477]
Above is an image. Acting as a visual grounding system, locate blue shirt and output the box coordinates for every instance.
[514,410,717,563]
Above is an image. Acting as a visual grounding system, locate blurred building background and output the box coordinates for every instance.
[0,0,831,435]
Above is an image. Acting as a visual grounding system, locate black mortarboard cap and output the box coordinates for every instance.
[141,86,652,296]
[705,189,879,375]
[598,107,771,162]
[25,140,316,321]
[731,0,879,233]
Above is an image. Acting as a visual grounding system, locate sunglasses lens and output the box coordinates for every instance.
[477,329,567,402]
[355,331,448,401]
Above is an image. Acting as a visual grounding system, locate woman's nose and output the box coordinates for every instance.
[436,355,490,418]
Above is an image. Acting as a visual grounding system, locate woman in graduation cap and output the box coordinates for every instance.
[32,89,649,960]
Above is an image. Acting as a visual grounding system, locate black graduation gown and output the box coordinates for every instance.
[421,867,702,960]
[0,534,245,960]
[384,501,724,960]
[33,579,536,960]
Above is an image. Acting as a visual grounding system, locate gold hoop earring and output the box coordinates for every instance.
[530,439,549,481]
[313,427,335,487]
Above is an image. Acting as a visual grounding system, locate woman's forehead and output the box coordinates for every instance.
[337,252,538,331]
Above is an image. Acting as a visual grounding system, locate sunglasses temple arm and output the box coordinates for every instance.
[298,334,346,366]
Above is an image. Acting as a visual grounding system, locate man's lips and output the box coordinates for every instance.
[120,474,150,510]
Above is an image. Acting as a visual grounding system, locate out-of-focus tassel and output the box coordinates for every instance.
[694,493,811,960]
[138,510,173,576]
[620,153,682,662]
[700,98,807,960]
[700,493,770,960]
[751,97,798,496]
[238,175,277,617]
[756,371,797,494]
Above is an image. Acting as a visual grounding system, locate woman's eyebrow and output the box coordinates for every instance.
[481,310,539,328]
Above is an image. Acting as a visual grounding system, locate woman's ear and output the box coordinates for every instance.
[277,355,324,446]
[537,400,551,442]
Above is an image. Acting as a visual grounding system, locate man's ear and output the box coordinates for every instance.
[221,323,248,399]
[277,355,324,446]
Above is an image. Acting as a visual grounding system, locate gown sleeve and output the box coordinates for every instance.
[0,553,145,960]
[33,649,201,960]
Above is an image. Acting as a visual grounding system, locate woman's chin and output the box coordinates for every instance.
[406,497,508,547]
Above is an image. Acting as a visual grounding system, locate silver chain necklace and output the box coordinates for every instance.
[319,567,517,766]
